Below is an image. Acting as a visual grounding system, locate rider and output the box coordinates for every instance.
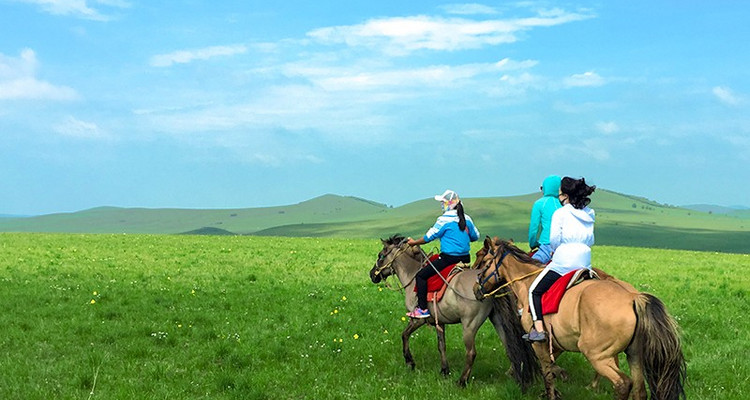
[406,190,480,318]
[528,175,562,264]
[525,177,596,342]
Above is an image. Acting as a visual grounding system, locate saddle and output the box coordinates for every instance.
[414,254,464,303]
[541,268,598,315]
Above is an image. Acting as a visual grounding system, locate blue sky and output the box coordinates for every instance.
[1,1,749,215]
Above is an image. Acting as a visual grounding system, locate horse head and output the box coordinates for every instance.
[369,235,418,283]
[474,237,544,300]
[473,236,501,299]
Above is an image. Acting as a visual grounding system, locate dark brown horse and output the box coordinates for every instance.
[369,235,539,389]
[473,238,686,400]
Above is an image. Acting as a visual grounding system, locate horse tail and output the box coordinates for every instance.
[631,293,686,400]
[489,294,540,392]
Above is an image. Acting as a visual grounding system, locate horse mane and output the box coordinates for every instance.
[494,238,544,267]
[384,234,406,246]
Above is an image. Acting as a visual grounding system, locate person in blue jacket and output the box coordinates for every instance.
[528,175,562,264]
[406,190,480,318]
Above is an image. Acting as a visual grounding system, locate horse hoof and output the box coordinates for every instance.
[441,368,450,377]
[456,380,467,388]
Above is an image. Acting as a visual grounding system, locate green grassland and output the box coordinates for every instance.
[1,233,748,399]
[255,191,750,254]
[1,190,748,253]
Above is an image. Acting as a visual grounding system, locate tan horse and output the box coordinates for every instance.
[369,235,539,389]
[472,238,686,400]
[472,237,641,389]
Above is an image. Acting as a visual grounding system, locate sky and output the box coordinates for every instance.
[1,1,749,215]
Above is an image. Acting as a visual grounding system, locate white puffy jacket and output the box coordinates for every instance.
[548,204,595,275]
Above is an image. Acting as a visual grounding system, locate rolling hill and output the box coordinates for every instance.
[1,190,748,253]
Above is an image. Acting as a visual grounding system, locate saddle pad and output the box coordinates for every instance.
[413,254,456,293]
[541,268,595,315]
[427,268,462,303]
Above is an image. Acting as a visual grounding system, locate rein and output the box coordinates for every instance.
[375,242,476,301]
[373,243,423,292]
[479,248,542,299]
[416,247,476,302]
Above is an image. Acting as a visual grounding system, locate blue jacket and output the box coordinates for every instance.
[528,175,562,248]
[423,210,479,256]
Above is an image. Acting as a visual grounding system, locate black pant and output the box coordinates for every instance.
[416,253,470,310]
[529,269,562,321]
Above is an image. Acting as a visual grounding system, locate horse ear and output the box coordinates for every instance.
[483,236,492,248]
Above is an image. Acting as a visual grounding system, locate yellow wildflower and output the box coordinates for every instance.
[90,299,96,304]
[353,334,359,340]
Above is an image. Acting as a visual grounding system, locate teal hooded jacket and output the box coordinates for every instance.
[528,175,562,248]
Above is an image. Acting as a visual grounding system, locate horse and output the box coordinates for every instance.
[472,237,686,400]
[369,235,539,389]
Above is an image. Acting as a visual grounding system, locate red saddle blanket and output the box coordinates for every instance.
[413,254,458,293]
[541,268,596,315]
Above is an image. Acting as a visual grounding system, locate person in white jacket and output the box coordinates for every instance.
[524,177,596,342]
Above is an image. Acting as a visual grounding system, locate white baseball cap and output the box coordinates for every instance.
[434,189,459,203]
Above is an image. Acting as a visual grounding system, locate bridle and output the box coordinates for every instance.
[372,239,425,291]
[475,244,541,299]
[372,239,411,278]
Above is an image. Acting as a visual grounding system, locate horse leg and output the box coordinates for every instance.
[402,318,427,370]
[587,357,618,391]
[549,349,569,382]
[457,323,479,387]
[587,372,602,390]
[626,352,647,400]
[532,342,561,400]
[587,356,632,400]
[436,324,450,376]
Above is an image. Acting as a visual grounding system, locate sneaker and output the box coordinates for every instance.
[406,307,431,319]
[522,328,547,342]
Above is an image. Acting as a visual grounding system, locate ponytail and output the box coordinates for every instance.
[456,201,467,232]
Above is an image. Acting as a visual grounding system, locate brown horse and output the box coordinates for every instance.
[369,235,539,389]
[472,237,641,389]
[472,237,686,400]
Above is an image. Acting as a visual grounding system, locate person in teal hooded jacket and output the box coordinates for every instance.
[528,175,562,263]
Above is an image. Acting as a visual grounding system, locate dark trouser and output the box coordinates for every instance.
[416,253,470,310]
[529,268,562,322]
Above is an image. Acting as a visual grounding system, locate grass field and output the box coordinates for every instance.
[1,233,748,399]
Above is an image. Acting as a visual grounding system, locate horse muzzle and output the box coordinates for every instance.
[369,264,383,283]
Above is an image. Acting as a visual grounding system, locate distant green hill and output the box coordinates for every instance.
[1,190,748,253]
[0,194,388,235]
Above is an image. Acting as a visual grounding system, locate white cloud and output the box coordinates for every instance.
[563,71,605,88]
[149,45,248,67]
[53,116,109,139]
[16,0,130,21]
[287,58,537,91]
[440,3,498,15]
[0,49,78,100]
[712,86,741,106]
[308,9,592,55]
[596,121,619,135]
